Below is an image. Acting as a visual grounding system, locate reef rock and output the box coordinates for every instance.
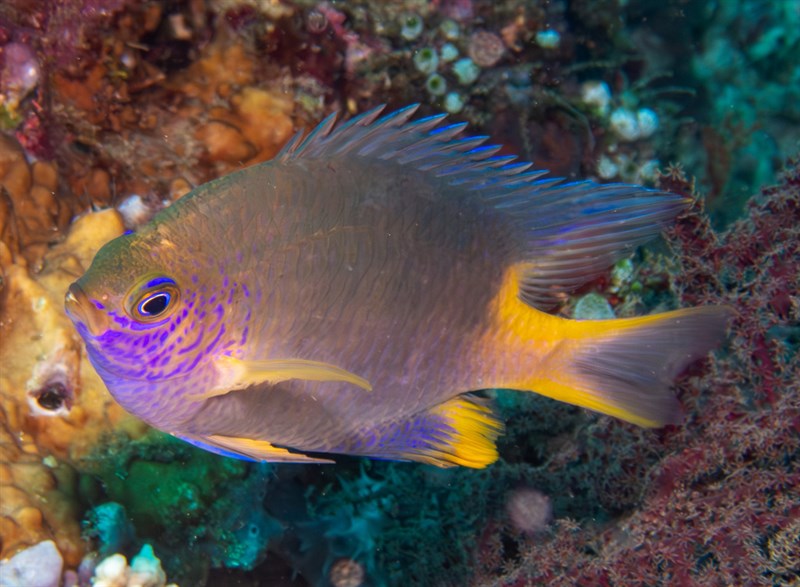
[0,209,147,565]
[0,134,73,268]
[0,539,63,587]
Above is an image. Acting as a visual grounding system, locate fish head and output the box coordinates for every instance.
[64,229,202,390]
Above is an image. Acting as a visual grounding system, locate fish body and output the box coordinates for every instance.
[65,105,730,467]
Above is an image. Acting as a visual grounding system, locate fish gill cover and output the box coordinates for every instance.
[0,1,798,586]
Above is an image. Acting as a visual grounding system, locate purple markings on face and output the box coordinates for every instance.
[129,318,169,332]
[74,322,91,339]
[108,311,131,329]
[146,276,176,289]
[145,369,163,381]
[162,360,187,379]
[204,324,226,354]
[185,351,204,373]
[93,300,105,310]
[85,268,252,389]
[177,325,206,355]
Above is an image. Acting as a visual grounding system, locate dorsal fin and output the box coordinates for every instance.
[276,105,689,310]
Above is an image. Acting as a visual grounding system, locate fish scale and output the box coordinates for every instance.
[158,158,498,437]
[65,105,731,467]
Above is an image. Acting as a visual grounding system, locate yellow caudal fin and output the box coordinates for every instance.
[528,306,733,426]
[485,265,733,427]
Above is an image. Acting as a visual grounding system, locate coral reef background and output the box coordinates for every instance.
[0,0,798,585]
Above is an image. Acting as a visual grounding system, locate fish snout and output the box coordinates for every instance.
[65,282,109,336]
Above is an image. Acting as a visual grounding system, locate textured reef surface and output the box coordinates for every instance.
[0,0,798,586]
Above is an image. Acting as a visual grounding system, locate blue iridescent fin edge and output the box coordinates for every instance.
[343,394,503,469]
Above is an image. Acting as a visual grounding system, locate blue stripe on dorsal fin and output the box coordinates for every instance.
[277,105,689,310]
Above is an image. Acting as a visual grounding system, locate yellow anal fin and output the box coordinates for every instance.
[399,396,504,469]
[193,356,372,400]
[206,434,334,463]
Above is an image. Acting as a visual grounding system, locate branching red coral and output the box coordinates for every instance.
[475,159,800,586]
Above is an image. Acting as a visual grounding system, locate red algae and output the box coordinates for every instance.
[474,161,800,587]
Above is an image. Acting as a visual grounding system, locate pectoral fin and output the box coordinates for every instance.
[192,356,372,401]
[179,433,334,463]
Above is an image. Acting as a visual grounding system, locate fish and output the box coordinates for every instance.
[64,104,731,468]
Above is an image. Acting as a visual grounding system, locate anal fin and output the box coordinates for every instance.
[355,395,504,468]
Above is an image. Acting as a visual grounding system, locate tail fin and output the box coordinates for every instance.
[527,306,733,427]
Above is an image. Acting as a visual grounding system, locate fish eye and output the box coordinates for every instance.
[138,291,171,317]
[126,276,180,323]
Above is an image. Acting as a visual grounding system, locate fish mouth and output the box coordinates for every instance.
[65,282,109,337]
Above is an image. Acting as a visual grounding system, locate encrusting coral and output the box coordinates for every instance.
[170,37,299,172]
[0,134,73,268]
[0,207,147,566]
